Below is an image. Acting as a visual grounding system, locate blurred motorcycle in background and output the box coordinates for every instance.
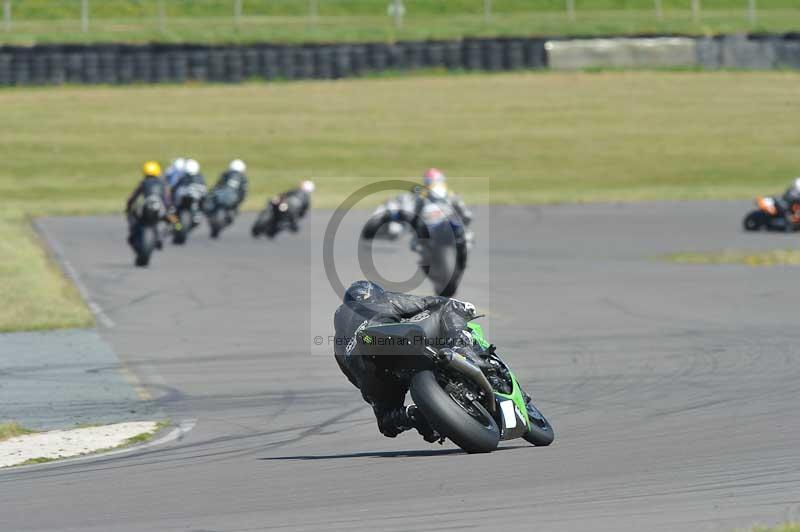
[172,178,207,244]
[743,195,800,232]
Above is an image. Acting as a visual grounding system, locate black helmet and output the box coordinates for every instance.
[344,280,385,304]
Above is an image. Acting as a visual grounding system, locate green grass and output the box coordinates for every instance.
[0,422,34,442]
[1,71,799,331]
[123,420,169,446]
[667,249,800,266]
[749,525,800,532]
[0,219,92,332]
[19,456,56,465]
[0,1,798,44]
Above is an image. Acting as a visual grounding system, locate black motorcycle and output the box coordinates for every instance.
[129,195,164,267]
[172,179,207,245]
[414,200,468,297]
[357,320,554,454]
[251,194,298,239]
[743,195,800,232]
[204,186,240,239]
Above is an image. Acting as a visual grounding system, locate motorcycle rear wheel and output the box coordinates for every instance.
[173,210,192,245]
[410,370,500,453]
[134,226,155,267]
[209,211,222,239]
[251,210,271,238]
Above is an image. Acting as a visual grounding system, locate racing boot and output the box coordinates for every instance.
[376,405,441,443]
[376,405,414,438]
[406,405,441,443]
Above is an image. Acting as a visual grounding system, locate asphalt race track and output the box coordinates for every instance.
[2,201,800,532]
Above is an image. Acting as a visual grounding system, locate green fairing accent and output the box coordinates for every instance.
[466,322,490,349]
[466,322,530,429]
[494,370,530,429]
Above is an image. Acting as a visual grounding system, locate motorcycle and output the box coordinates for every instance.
[414,199,468,297]
[743,196,800,232]
[204,186,240,239]
[172,180,207,244]
[251,195,298,239]
[361,193,416,241]
[129,195,164,267]
[357,320,554,454]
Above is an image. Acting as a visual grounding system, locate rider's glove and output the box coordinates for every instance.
[450,299,477,319]
[456,329,473,348]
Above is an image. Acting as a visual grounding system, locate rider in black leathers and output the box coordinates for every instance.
[213,159,249,210]
[333,280,478,441]
[782,178,800,217]
[276,180,314,231]
[405,169,473,252]
[125,161,168,247]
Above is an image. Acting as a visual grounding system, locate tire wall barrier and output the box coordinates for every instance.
[0,34,797,86]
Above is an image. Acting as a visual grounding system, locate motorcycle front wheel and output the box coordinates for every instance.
[743,211,767,231]
[251,210,271,238]
[410,370,500,453]
[361,212,389,240]
[521,399,555,447]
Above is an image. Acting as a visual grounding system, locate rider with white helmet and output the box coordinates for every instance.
[783,177,800,204]
[781,177,800,222]
[184,159,200,178]
[293,180,315,220]
[262,179,315,234]
[170,158,207,224]
[299,180,315,194]
[212,159,249,208]
[164,157,187,189]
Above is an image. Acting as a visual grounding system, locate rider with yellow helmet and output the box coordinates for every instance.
[126,161,168,248]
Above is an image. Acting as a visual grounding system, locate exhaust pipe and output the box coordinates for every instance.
[437,349,497,414]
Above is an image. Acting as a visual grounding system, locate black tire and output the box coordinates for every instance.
[410,370,500,454]
[265,220,278,239]
[173,209,192,245]
[438,266,463,297]
[134,227,154,267]
[743,211,767,231]
[209,211,222,239]
[361,213,388,240]
[252,210,270,238]
[522,399,555,447]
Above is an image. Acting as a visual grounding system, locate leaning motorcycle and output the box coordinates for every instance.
[204,185,239,239]
[361,193,416,241]
[129,195,164,267]
[414,200,468,297]
[251,195,296,239]
[357,320,554,454]
[172,180,207,244]
[743,196,800,232]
